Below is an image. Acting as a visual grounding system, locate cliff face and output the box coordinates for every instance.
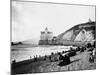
[57,21,96,43]
[75,29,94,42]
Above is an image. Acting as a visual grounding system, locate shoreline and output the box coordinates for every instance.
[11,50,96,74]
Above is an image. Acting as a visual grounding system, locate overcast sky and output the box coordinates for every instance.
[12,1,95,43]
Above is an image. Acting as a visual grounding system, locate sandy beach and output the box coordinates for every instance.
[11,47,96,74]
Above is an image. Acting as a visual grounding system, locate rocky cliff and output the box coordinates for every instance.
[57,21,96,44]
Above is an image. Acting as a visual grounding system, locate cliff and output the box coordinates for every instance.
[57,21,96,45]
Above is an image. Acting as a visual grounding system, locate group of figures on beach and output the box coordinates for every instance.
[12,41,96,66]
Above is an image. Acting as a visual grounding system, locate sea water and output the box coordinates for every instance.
[11,46,71,62]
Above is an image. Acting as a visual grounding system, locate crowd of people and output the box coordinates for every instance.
[12,41,96,66]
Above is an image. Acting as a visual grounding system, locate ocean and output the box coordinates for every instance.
[11,45,71,62]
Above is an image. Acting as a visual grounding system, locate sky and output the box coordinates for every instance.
[12,0,95,44]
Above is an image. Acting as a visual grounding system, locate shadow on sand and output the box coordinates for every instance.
[58,59,80,66]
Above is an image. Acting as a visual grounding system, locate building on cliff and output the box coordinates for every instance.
[38,20,95,46]
[39,27,53,45]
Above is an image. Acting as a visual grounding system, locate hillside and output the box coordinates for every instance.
[57,21,96,44]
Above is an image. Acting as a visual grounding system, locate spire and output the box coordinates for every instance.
[88,18,92,22]
[45,27,48,32]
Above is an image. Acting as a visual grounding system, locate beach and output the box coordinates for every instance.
[11,45,71,62]
[11,45,96,74]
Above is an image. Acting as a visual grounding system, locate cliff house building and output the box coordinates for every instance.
[39,27,53,45]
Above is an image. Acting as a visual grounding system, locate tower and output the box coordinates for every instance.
[88,18,92,22]
[39,27,53,45]
[45,27,48,33]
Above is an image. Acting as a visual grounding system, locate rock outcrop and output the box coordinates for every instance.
[57,21,96,45]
